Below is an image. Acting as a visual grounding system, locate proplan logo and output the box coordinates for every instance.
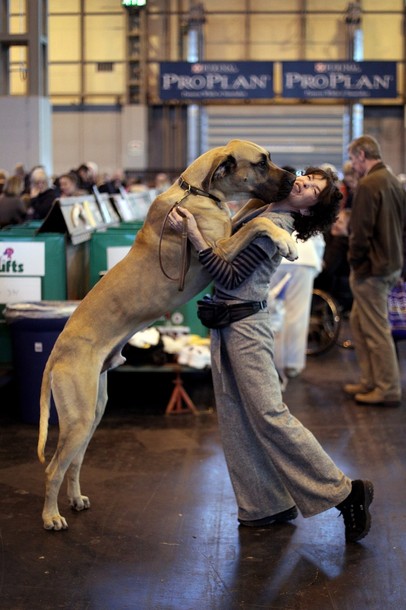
[0,247,24,273]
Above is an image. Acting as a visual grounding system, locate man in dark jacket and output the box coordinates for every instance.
[344,135,405,407]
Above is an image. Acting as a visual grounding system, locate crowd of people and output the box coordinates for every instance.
[0,162,173,229]
[1,143,405,402]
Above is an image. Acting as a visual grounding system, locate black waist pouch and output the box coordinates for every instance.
[197,295,267,329]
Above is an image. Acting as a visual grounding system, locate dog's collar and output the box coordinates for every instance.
[178,176,221,204]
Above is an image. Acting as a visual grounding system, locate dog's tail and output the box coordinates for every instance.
[37,358,52,464]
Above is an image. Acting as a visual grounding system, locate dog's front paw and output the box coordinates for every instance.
[211,241,228,262]
[43,513,68,531]
[70,495,91,512]
[274,233,298,261]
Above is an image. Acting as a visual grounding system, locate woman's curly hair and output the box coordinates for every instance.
[292,167,342,241]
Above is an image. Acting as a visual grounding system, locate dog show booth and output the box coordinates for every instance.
[89,220,210,337]
[0,187,212,421]
[0,228,67,364]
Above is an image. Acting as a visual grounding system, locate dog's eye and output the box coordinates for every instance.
[257,159,268,170]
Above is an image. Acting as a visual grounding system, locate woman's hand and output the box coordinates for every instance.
[168,206,208,252]
[168,206,197,233]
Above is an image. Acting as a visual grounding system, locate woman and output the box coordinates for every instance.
[0,174,27,228]
[27,167,57,220]
[269,231,326,381]
[56,171,84,198]
[314,208,353,312]
[169,167,374,543]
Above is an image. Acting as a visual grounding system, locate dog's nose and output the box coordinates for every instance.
[275,172,296,200]
[285,172,296,188]
[281,171,296,192]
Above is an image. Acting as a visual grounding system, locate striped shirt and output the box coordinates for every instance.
[199,243,268,290]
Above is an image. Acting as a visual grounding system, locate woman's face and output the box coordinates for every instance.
[287,173,327,211]
[59,176,76,196]
[344,171,357,190]
[331,211,350,236]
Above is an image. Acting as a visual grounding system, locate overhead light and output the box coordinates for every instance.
[122,0,147,7]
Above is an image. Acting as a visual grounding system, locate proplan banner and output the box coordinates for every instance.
[282,61,397,99]
[160,61,274,100]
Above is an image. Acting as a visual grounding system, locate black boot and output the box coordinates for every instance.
[336,480,374,543]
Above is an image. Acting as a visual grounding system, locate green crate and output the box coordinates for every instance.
[89,228,139,288]
[0,233,67,363]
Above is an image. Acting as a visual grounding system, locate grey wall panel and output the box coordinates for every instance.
[52,106,147,177]
[0,97,52,175]
[206,105,348,173]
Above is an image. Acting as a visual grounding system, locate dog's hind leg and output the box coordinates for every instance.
[41,367,102,530]
[66,372,108,512]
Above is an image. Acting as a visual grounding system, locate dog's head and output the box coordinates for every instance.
[187,139,295,203]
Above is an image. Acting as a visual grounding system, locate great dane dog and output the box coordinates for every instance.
[38,139,297,530]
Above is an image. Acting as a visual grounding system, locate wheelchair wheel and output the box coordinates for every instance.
[307,289,341,356]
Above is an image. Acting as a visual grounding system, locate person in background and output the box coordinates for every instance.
[269,230,325,381]
[73,163,96,194]
[0,169,9,195]
[0,174,27,228]
[57,172,84,198]
[397,174,406,282]
[13,162,30,194]
[168,167,374,544]
[128,176,149,193]
[344,135,405,407]
[86,161,99,190]
[98,168,126,194]
[340,160,358,209]
[154,172,172,195]
[314,208,353,313]
[26,166,57,220]
[268,165,325,380]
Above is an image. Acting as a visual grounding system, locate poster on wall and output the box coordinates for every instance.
[160,61,274,100]
[282,61,397,99]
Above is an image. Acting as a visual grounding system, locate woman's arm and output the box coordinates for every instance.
[168,206,267,289]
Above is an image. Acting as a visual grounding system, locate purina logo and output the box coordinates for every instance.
[0,247,24,273]
[314,62,362,74]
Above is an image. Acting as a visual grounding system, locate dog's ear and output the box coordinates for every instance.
[202,154,237,191]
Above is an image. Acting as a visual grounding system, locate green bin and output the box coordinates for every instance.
[0,233,67,363]
[89,224,141,287]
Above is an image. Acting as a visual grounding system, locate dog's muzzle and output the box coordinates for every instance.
[278,173,296,199]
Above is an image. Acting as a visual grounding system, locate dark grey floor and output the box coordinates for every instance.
[0,327,405,610]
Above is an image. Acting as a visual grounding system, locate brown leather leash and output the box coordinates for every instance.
[158,176,221,292]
